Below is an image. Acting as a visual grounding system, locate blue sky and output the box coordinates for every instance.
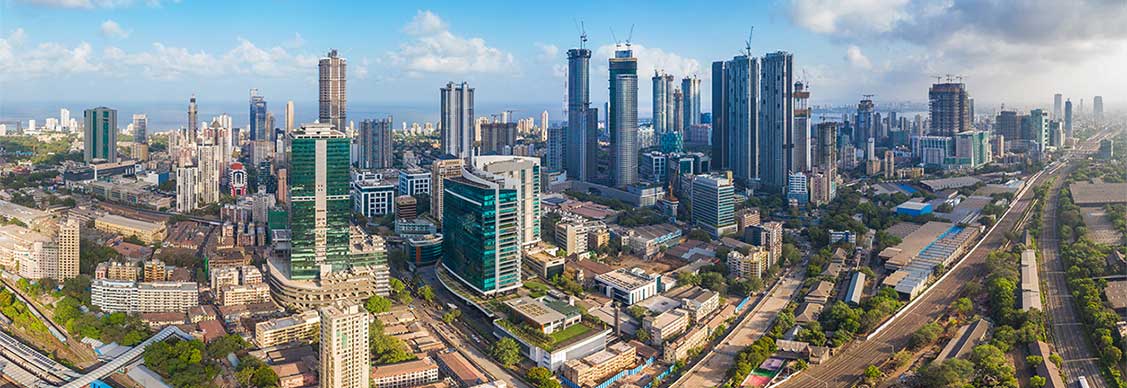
[1,0,1125,126]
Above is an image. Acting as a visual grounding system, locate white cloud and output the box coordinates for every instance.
[844,45,871,69]
[594,44,703,79]
[389,10,516,76]
[286,32,304,49]
[535,43,558,62]
[788,0,909,37]
[100,20,129,39]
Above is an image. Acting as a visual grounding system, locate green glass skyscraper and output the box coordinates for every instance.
[441,169,522,296]
[289,123,353,279]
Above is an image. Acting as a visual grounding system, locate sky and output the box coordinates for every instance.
[1,0,1125,128]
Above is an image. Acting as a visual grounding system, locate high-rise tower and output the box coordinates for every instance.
[289,123,353,280]
[249,89,268,141]
[928,82,971,137]
[319,303,370,388]
[855,98,875,150]
[759,51,793,193]
[440,82,475,159]
[319,50,347,131]
[132,114,148,144]
[441,168,523,296]
[358,117,393,170]
[651,71,674,133]
[609,47,639,188]
[711,61,729,171]
[187,95,198,143]
[83,107,118,163]
[1064,99,1073,138]
[682,76,701,130]
[717,54,760,187]
[1053,93,1063,120]
[792,81,811,173]
[566,46,598,181]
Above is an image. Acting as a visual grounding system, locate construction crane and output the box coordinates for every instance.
[744,26,755,56]
[574,19,587,49]
[626,24,634,48]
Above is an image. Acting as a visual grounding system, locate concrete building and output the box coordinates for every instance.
[560,342,637,388]
[758,51,793,193]
[505,297,581,335]
[928,82,971,137]
[56,218,80,280]
[441,82,475,159]
[473,156,542,247]
[595,268,658,305]
[359,117,393,170]
[430,156,464,227]
[371,358,440,388]
[94,215,167,244]
[398,169,431,197]
[441,169,524,296]
[675,287,720,323]
[480,122,517,155]
[712,54,760,186]
[220,283,272,306]
[91,279,199,313]
[255,310,320,347]
[320,303,370,388]
[727,247,768,279]
[319,50,347,131]
[609,47,639,188]
[352,172,397,219]
[642,308,689,345]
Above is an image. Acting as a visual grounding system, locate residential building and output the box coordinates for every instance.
[855,99,875,150]
[0,225,54,281]
[567,47,599,182]
[250,89,268,141]
[758,51,793,193]
[359,117,393,170]
[786,171,808,205]
[792,81,811,172]
[556,221,590,254]
[652,71,674,134]
[560,342,637,388]
[1064,99,1073,138]
[57,218,79,280]
[662,326,708,363]
[928,82,971,137]
[95,261,140,281]
[91,279,199,313]
[728,246,768,279]
[746,221,782,265]
[609,47,639,187]
[255,310,321,347]
[176,165,200,213]
[1023,109,1050,151]
[132,113,148,144]
[713,54,759,186]
[319,49,347,131]
[682,76,701,130]
[371,358,440,388]
[676,287,720,323]
[320,303,370,388]
[642,308,689,345]
[430,156,464,227]
[220,283,272,306]
[480,122,517,155]
[84,107,118,163]
[691,173,736,237]
[441,169,523,296]
[441,82,475,159]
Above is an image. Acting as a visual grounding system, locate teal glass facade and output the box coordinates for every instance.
[289,127,353,279]
[441,176,522,295]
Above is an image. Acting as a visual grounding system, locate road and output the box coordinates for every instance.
[777,155,1063,388]
[671,270,805,388]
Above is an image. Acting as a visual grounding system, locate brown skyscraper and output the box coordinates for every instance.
[319,50,347,131]
[928,82,971,137]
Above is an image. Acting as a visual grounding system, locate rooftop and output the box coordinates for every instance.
[372,357,437,379]
[98,214,165,231]
[505,297,568,326]
[1069,183,1127,205]
[595,268,656,291]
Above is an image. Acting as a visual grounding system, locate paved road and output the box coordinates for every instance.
[778,159,1060,388]
[671,270,805,388]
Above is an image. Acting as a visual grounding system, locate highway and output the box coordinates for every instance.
[670,269,804,388]
[777,153,1064,387]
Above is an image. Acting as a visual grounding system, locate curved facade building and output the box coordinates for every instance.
[265,256,387,312]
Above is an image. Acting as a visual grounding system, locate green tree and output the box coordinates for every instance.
[1030,375,1046,388]
[863,365,883,385]
[418,285,435,303]
[390,278,406,294]
[527,367,561,388]
[442,310,461,324]
[950,297,973,318]
[491,337,521,366]
[908,322,942,350]
[365,295,392,314]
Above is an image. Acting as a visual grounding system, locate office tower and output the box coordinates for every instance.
[319,49,348,131]
[319,303,370,388]
[480,122,517,154]
[714,54,760,186]
[994,110,1021,141]
[176,166,199,213]
[609,47,639,187]
[131,114,147,144]
[440,82,475,159]
[855,98,875,150]
[430,156,463,227]
[1064,99,1073,138]
[187,95,198,143]
[566,47,599,182]
[682,76,701,130]
[1094,96,1104,122]
[473,156,541,247]
[441,168,523,296]
[759,52,793,193]
[711,61,729,171]
[57,218,79,281]
[691,173,736,238]
[1025,109,1051,151]
[1053,93,1063,120]
[928,82,971,137]
[285,100,295,132]
[289,123,352,280]
[358,117,393,170]
[396,195,417,220]
[792,82,811,172]
[672,89,684,134]
[249,89,268,141]
[83,107,118,163]
[651,71,674,133]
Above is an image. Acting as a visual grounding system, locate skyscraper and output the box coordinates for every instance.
[1064,99,1073,138]
[187,95,198,143]
[473,156,541,247]
[928,82,971,137]
[854,98,875,150]
[440,82,475,159]
[814,122,838,172]
[57,218,79,281]
[250,89,268,141]
[672,88,684,134]
[1094,96,1104,122]
[609,47,639,188]
[358,117,393,170]
[319,303,370,388]
[566,47,599,182]
[319,50,347,131]
[994,110,1021,141]
[692,173,736,238]
[716,54,760,187]
[176,166,199,213]
[83,107,117,163]
[1053,93,1063,120]
[442,168,523,296]
[682,76,701,130]
[285,100,295,132]
[289,123,352,280]
[711,61,729,171]
[132,114,147,144]
[759,51,793,193]
[1023,109,1050,152]
[651,71,674,133]
[792,82,811,173]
